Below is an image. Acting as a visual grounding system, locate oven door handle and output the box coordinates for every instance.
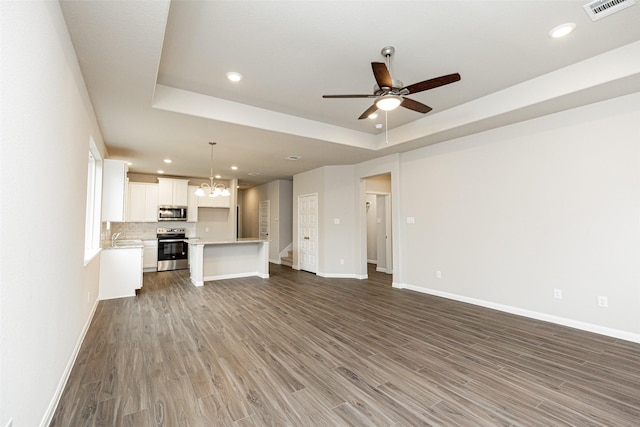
[158,239,185,243]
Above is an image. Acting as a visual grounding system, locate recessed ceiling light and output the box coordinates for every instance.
[163,159,172,164]
[214,174,221,179]
[549,22,576,38]
[286,155,302,161]
[248,172,260,176]
[231,165,238,170]
[126,161,132,166]
[375,123,384,129]
[157,170,164,174]
[226,72,243,82]
[368,113,378,119]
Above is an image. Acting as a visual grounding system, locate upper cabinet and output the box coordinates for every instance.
[127,182,158,222]
[187,185,199,222]
[158,178,189,206]
[102,159,128,222]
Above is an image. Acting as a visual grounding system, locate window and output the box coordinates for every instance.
[84,137,103,263]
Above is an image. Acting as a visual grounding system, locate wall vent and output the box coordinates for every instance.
[583,0,635,21]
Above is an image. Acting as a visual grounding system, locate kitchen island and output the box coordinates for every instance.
[187,238,269,286]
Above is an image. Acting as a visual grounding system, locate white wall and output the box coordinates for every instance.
[195,208,235,240]
[322,166,358,277]
[1,2,107,425]
[398,92,640,340]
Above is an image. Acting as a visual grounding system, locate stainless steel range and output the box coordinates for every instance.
[156,227,188,272]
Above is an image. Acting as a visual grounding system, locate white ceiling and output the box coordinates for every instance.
[59,0,640,187]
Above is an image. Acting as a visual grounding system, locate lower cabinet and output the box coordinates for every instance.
[99,247,143,300]
[143,240,158,272]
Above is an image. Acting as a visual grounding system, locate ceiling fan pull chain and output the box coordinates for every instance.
[385,111,389,144]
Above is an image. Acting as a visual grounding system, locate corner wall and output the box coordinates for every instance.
[1,2,107,425]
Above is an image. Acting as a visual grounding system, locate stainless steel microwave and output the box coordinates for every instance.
[158,206,187,221]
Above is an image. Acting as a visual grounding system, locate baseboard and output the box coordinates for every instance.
[269,258,281,264]
[376,266,387,273]
[367,259,377,264]
[202,272,269,281]
[317,272,368,279]
[393,282,640,344]
[41,298,100,427]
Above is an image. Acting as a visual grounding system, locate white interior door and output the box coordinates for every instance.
[259,200,270,240]
[298,194,318,273]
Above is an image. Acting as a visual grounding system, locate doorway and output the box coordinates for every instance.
[364,174,392,279]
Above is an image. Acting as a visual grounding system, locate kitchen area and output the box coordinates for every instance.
[99,159,269,300]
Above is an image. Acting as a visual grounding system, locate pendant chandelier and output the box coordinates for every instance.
[194,142,231,197]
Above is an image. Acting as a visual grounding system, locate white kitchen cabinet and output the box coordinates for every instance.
[197,193,231,208]
[99,247,143,300]
[102,159,128,222]
[127,182,158,222]
[187,185,199,222]
[143,239,158,271]
[158,178,189,206]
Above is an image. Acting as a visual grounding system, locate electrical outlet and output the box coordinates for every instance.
[553,289,562,299]
[597,296,608,308]
[436,270,442,279]
[339,259,344,265]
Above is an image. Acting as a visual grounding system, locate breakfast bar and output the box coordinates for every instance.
[187,238,270,286]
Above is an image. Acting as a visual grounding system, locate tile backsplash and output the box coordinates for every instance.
[101,221,197,241]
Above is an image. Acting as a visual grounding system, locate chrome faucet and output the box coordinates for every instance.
[111,232,122,243]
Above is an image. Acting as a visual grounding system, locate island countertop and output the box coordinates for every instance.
[186,238,269,245]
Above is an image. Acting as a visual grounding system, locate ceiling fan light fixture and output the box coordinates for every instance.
[376,94,402,111]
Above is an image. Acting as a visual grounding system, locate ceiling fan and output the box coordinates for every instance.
[322,46,461,120]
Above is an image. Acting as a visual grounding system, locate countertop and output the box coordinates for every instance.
[186,238,268,245]
[101,239,144,250]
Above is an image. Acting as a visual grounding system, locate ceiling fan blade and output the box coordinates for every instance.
[403,73,461,94]
[323,94,376,98]
[358,104,379,120]
[400,97,432,114]
[372,62,393,89]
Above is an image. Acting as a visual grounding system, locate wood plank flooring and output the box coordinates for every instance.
[51,264,640,426]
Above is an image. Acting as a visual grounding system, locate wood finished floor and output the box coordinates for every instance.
[51,264,640,426]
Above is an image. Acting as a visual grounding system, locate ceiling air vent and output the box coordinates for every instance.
[583,0,635,21]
